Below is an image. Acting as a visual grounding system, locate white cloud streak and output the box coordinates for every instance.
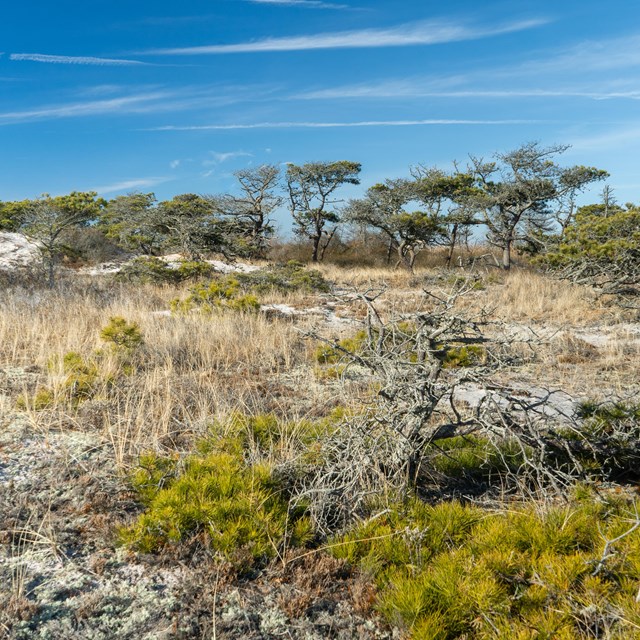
[249,0,349,8]
[0,91,177,125]
[0,86,271,125]
[145,18,548,55]
[151,119,547,131]
[570,125,640,151]
[204,150,253,164]
[298,82,640,100]
[519,34,640,74]
[91,177,171,195]
[10,53,147,66]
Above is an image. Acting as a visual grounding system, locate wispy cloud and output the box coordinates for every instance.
[298,80,640,100]
[204,150,253,164]
[10,53,147,66]
[570,124,640,151]
[0,91,182,125]
[520,34,640,75]
[0,86,272,125]
[248,0,349,9]
[144,18,548,55]
[151,118,547,131]
[91,177,171,195]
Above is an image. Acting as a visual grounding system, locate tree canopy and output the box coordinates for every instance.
[286,160,361,262]
[467,142,608,269]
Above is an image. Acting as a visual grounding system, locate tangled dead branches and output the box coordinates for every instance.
[290,283,640,534]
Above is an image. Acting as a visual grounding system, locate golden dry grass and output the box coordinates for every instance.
[0,264,636,464]
[464,269,620,325]
[0,280,321,464]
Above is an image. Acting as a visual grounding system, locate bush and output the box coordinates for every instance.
[442,344,487,368]
[235,261,330,294]
[120,420,315,569]
[100,316,144,352]
[542,205,640,295]
[17,318,143,411]
[171,277,260,314]
[116,256,215,284]
[333,495,640,639]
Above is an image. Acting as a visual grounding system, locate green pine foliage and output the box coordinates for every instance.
[332,494,640,639]
[235,261,330,294]
[171,277,260,314]
[542,205,640,294]
[116,256,215,284]
[120,414,326,568]
[100,316,144,352]
[17,317,143,410]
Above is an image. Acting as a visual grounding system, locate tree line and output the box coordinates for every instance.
[2,142,630,285]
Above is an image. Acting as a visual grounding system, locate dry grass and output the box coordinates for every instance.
[465,269,620,326]
[316,263,437,290]
[0,264,636,465]
[0,280,319,464]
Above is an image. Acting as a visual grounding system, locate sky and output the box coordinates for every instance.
[2,0,640,232]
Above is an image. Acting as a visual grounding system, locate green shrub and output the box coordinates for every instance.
[315,330,368,364]
[332,495,640,639]
[17,318,143,411]
[315,323,417,365]
[16,387,55,410]
[17,351,101,410]
[120,418,315,568]
[571,401,640,479]
[171,277,260,314]
[427,435,525,480]
[58,351,101,406]
[442,344,487,368]
[116,256,215,284]
[100,316,144,352]
[236,261,330,294]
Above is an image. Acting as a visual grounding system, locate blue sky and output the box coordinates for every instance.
[2,0,640,232]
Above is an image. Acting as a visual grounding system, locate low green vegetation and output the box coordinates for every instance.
[17,317,144,410]
[235,260,330,294]
[120,414,324,569]
[332,494,640,639]
[100,316,144,352]
[315,327,485,369]
[116,256,215,284]
[442,344,487,368]
[171,262,330,314]
[427,434,524,481]
[170,277,261,313]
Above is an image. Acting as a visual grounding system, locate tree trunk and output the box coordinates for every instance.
[311,234,320,262]
[319,226,337,261]
[446,223,458,268]
[502,239,512,270]
[395,245,414,273]
[46,255,55,289]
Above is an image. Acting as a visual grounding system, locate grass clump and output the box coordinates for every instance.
[332,495,640,639]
